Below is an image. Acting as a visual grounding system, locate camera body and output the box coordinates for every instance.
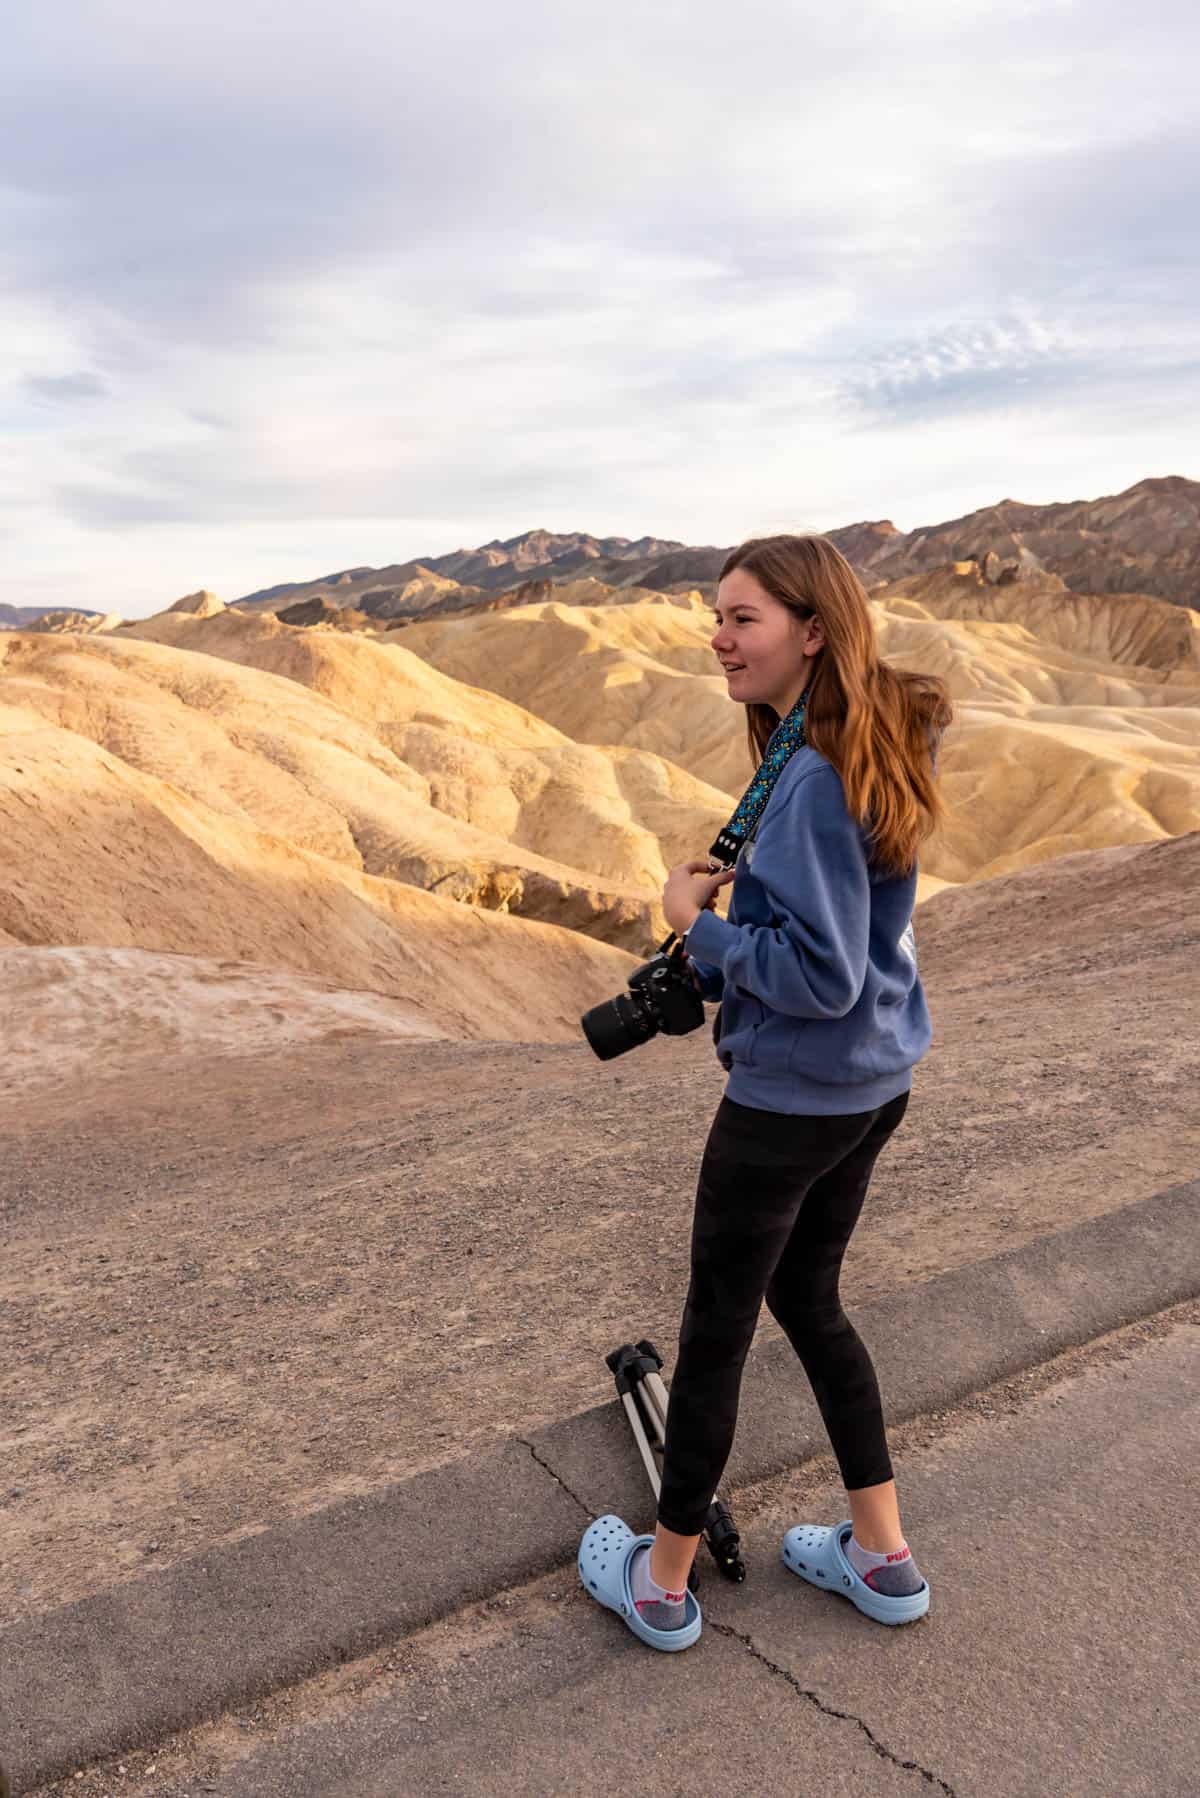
[581,940,706,1060]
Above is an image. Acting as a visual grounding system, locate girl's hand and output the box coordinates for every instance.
[662,859,734,936]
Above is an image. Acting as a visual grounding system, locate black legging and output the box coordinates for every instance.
[656,1088,910,1536]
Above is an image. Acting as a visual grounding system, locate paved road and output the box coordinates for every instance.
[50,1309,1195,1798]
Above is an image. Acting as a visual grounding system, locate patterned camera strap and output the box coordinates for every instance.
[707,692,808,868]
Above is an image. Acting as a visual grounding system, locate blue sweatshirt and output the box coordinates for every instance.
[683,746,932,1116]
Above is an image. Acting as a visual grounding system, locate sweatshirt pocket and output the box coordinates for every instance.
[717,989,766,1068]
[743,995,767,1067]
[783,1021,813,1075]
[751,1010,804,1077]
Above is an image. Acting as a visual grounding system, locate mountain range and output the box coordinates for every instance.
[3,476,1196,635]
[228,475,1199,626]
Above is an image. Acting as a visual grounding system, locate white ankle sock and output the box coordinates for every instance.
[630,1544,688,1628]
[846,1531,925,1596]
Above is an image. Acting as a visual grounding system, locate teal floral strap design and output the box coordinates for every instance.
[708,693,807,866]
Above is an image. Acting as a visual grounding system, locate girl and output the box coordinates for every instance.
[579,534,953,1651]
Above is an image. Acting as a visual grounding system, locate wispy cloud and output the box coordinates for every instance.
[23,370,108,403]
[840,312,1090,420]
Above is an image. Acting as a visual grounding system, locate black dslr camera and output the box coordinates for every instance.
[581,935,705,1060]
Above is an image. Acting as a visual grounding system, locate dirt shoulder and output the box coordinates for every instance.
[3,837,1197,1621]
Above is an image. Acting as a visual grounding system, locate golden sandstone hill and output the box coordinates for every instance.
[0,601,733,1046]
[0,670,635,1044]
[113,602,732,916]
[1,521,1198,1053]
[400,570,1200,882]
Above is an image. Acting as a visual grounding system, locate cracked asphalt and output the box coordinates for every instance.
[516,1435,595,1517]
[37,1301,1198,1797]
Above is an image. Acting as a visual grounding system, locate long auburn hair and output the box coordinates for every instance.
[721,534,954,878]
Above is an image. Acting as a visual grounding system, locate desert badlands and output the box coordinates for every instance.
[2,482,1199,1793]
[4,502,1200,1084]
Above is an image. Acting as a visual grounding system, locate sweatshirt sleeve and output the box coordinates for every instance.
[683,764,870,1020]
[682,951,725,1001]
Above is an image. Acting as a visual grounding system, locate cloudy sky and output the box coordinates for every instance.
[3,0,1197,617]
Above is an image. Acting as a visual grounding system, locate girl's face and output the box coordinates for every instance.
[711,568,824,714]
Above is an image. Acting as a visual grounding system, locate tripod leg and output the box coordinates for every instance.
[643,1369,671,1435]
[637,1377,667,1448]
[609,1340,739,1591]
[620,1389,662,1499]
[641,1367,746,1584]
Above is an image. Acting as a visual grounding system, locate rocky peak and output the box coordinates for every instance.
[167,590,225,617]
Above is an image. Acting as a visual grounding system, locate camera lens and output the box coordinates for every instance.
[580,990,659,1060]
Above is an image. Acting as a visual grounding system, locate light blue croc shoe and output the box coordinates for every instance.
[578,1514,702,1652]
[782,1519,930,1626]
